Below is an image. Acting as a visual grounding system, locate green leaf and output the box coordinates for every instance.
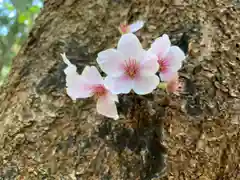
[0,16,10,25]
[1,0,43,86]
[11,0,33,12]
[3,3,15,11]
[18,14,27,24]
[29,6,40,13]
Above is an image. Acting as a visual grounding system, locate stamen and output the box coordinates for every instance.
[123,58,139,79]
[92,85,107,98]
[158,56,168,73]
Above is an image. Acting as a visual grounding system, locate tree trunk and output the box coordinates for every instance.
[0,0,240,179]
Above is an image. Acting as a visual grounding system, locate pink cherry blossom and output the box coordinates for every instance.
[61,53,119,120]
[119,20,144,34]
[158,73,183,95]
[165,73,182,94]
[97,33,159,95]
[149,34,185,81]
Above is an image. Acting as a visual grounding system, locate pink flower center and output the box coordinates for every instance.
[92,85,107,98]
[158,56,168,73]
[123,58,140,79]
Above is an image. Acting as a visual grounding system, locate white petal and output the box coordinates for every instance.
[117,33,143,61]
[104,75,133,94]
[106,92,119,103]
[97,49,125,77]
[81,66,103,85]
[61,53,84,93]
[133,75,159,95]
[61,54,96,100]
[149,34,171,58]
[164,46,185,71]
[61,53,71,67]
[66,76,93,100]
[159,71,175,82]
[129,20,144,33]
[65,71,80,87]
[96,96,119,120]
[140,51,159,75]
[61,53,78,76]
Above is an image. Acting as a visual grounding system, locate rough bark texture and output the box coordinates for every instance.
[0,0,240,179]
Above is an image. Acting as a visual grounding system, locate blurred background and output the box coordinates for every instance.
[0,0,43,85]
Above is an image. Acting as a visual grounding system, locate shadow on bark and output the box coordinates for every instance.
[97,94,168,179]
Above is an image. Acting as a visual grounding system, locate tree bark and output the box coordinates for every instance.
[0,0,240,179]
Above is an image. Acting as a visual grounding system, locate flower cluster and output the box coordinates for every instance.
[62,21,185,119]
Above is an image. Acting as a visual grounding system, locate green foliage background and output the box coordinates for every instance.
[0,0,42,85]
